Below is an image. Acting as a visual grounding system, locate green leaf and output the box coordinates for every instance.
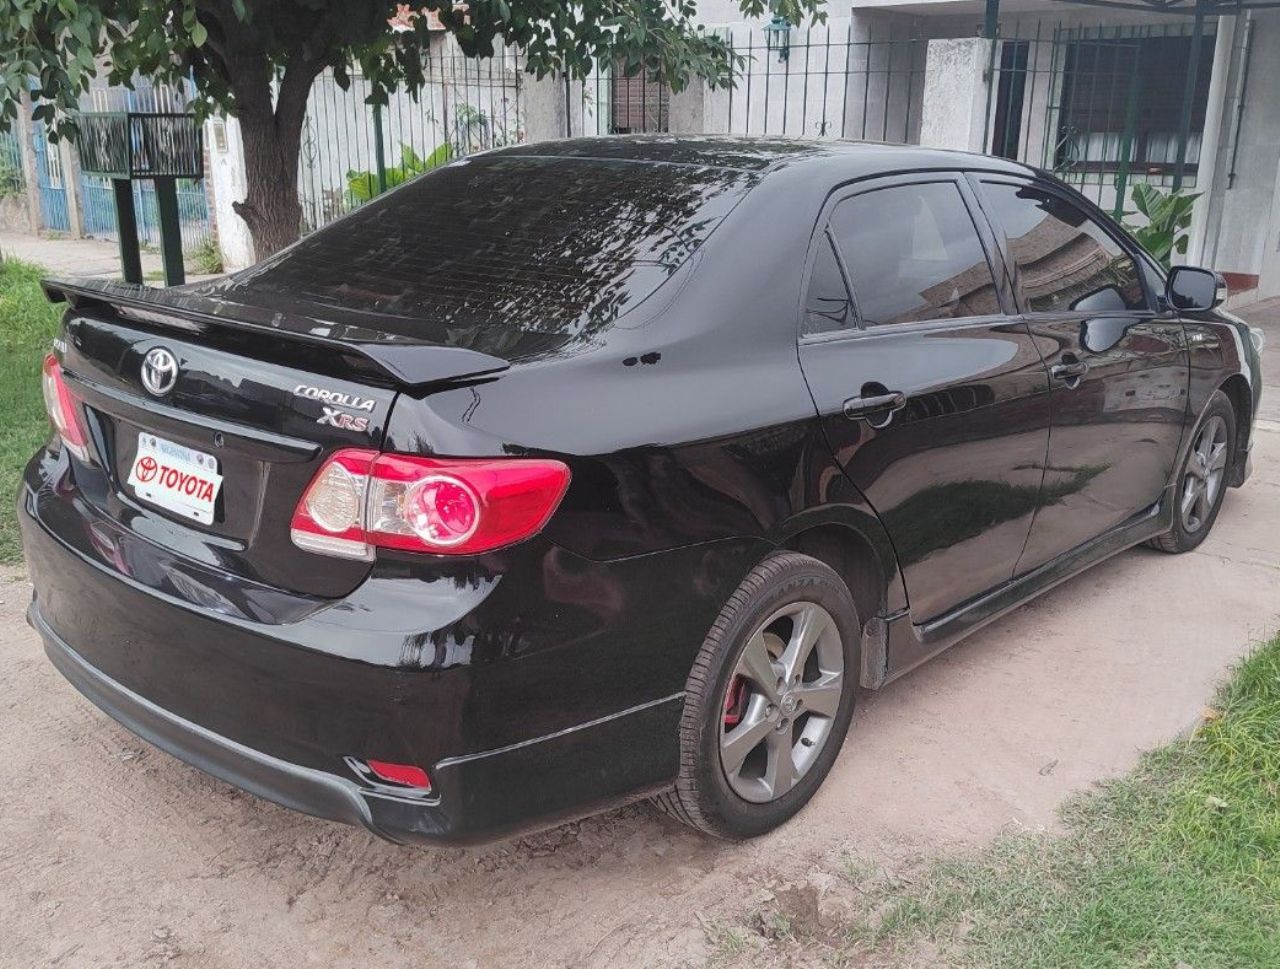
[1122,183,1199,270]
[69,18,91,47]
[190,21,207,48]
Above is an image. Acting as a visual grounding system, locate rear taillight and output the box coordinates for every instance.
[41,354,90,461]
[290,449,571,559]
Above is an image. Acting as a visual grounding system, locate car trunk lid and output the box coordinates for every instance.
[45,278,510,599]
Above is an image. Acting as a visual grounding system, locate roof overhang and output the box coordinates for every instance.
[1051,0,1280,14]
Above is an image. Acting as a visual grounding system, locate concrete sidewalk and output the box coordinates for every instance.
[0,229,169,278]
[1,229,222,284]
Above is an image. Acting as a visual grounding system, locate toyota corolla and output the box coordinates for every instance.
[19,137,1262,844]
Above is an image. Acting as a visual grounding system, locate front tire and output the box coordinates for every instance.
[1149,389,1236,554]
[656,551,860,839]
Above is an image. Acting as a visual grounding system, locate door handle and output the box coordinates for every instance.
[842,390,907,421]
[1050,358,1089,382]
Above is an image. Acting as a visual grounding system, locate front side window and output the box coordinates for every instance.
[829,182,1000,327]
[980,181,1147,313]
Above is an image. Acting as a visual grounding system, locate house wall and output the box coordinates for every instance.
[691,10,926,142]
[844,3,1280,297]
[914,9,1231,245]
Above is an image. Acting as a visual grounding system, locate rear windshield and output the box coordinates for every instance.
[223,155,756,341]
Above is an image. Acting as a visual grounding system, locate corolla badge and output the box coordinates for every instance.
[293,383,376,433]
[141,347,179,396]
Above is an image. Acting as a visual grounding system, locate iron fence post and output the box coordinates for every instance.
[984,0,1001,41]
[564,73,572,137]
[112,177,143,284]
[154,177,185,286]
[372,101,388,195]
[1173,0,1206,192]
[1113,43,1142,220]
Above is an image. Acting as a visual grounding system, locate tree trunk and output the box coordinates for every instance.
[232,108,305,260]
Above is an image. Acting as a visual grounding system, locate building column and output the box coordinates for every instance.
[669,77,706,134]
[919,38,995,154]
[204,116,256,270]
[57,136,84,238]
[1188,15,1238,267]
[520,71,569,143]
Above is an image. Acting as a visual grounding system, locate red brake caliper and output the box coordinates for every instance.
[723,674,747,727]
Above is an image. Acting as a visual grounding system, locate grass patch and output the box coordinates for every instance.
[832,634,1280,968]
[0,259,60,564]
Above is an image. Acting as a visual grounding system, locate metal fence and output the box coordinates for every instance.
[31,121,71,233]
[565,22,926,143]
[987,19,1216,219]
[299,43,525,232]
[0,129,23,200]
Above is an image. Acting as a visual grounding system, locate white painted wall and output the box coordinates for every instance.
[919,37,991,152]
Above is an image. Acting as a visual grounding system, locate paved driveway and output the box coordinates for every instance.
[2,302,1278,969]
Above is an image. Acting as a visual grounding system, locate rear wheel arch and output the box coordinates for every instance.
[781,522,890,629]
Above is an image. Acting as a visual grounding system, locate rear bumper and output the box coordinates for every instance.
[30,605,679,844]
[34,608,378,834]
[18,450,755,845]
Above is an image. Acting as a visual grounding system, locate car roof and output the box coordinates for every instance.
[486,134,1040,181]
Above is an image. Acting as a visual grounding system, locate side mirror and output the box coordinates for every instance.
[1166,266,1227,312]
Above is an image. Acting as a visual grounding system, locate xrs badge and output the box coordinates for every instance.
[318,407,370,433]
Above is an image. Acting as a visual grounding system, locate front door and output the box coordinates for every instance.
[798,174,1052,622]
[973,178,1189,573]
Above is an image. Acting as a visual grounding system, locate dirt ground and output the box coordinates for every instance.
[3,304,1279,969]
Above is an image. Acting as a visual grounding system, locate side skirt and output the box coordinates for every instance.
[860,487,1173,689]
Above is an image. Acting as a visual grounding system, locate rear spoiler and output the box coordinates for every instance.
[41,277,511,390]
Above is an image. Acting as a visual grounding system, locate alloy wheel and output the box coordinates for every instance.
[1180,414,1229,534]
[718,601,845,804]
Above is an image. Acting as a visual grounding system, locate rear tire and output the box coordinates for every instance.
[1148,389,1236,554]
[655,551,860,839]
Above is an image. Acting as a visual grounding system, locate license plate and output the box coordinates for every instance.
[126,433,223,525]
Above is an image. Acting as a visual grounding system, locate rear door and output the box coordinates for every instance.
[972,177,1189,574]
[798,173,1051,622]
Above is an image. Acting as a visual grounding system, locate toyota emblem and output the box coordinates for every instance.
[141,347,179,397]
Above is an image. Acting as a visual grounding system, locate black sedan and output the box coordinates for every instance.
[20,137,1263,844]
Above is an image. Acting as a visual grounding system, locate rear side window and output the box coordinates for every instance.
[979,181,1147,313]
[803,232,855,336]
[221,155,756,340]
[828,182,1000,327]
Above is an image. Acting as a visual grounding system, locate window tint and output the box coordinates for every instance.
[802,232,855,335]
[829,182,1000,326]
[979,181,1147,313]
[219,156,755,344]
